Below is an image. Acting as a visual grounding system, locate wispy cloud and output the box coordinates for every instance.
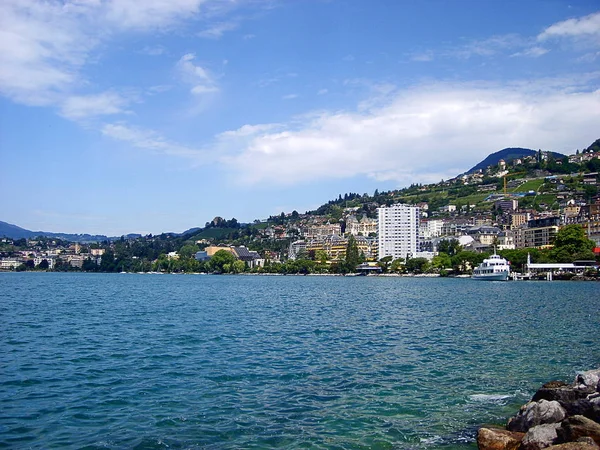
[176,53,219,95]
[60,91,132,120]
[140,45,167,56]
[282,93,298,100]
[102,123,205,159]
[317,88,328,95]
[0,0,241,112]
[197,20,239,39]
[410,52,434,62]
[511,46,549,58]
[409,11,600,62]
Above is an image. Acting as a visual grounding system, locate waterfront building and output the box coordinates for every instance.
[289,235,377,261]
[377,204,420,261]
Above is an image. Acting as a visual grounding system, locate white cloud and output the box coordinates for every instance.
[410,53,434,62]
[317,89,328,95]
[197,20,239,39]
[216,77,600,186]
[511,46,549,58]
[176,53,219,95]
[0,0,95,105]
[451,34,523,59]
[102,123,204,159]
[217,123,283,139]
[61,91,131,120]
[538,11,600,42]
[140,45,167,56]
[0,0,225,109]
[282,94,298,100]
[101,0,205,30]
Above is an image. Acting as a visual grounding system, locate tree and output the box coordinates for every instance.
[551,225,595,262]
[100,250,116,272]
[315,250,329,263]
[345,235,360,272]
[390,258,405,273]
[232,260,246,273]
[437,239,462,256]
[178,244,199,259]
[82,258,97,272]
[405,257,429,274]
[377,255,393,273]
[451,251,484,274]
[37,259,49,270]
[207,250,236,273]
[431,253,452,270]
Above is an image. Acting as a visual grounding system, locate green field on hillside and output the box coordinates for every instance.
[534,193,559,207]
[512,178,545,193]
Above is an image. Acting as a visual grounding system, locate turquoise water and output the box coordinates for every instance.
[1,273,598,449]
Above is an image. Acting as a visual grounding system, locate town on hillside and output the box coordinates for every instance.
[2,141,600,277]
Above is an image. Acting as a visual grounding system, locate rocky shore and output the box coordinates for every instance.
[478,368,600,450]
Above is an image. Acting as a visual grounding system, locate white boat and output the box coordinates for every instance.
[472,253,510,281]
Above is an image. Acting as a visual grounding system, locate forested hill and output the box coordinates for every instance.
[465,148,566,174]
[0,220,141,242]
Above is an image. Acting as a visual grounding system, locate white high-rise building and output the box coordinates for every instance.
[378,204,420,260]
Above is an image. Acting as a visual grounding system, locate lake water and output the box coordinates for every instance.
[1,273,598,449]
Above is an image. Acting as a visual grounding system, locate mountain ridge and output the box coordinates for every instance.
[465,147,567,174]
[0,221,141,243]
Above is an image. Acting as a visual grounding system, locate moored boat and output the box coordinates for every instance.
[472,253,510,281]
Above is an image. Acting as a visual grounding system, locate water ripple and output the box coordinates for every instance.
[1,273,598,449]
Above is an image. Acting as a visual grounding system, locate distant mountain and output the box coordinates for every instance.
[0,220,140,243]
[465,147,566,174]
[0,221,37,239]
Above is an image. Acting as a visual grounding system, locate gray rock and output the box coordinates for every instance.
[533,382,591,404]
[575,370,600,392]
[521,423,561,450]
[508,400,567,432]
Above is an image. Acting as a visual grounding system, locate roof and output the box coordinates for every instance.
[232,246,255,261]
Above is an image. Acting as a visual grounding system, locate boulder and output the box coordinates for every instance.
[558,415,600,446]
[545,439,599,450]
[508,400,567,432]
[562,400,596,420]
[576,437,600,448]
[477,427,524,450]
[533,382,591,404]
[575,370,600,392]
[521,423,562,450]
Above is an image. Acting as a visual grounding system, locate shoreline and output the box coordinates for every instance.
[1,270,598,281]
[478,368,600,450]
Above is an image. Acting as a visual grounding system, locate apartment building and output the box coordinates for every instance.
[377,204,420,260]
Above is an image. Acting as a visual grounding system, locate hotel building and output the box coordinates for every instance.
[377,204,420,260]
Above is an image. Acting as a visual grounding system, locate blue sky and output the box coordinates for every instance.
[1,0,599,236]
